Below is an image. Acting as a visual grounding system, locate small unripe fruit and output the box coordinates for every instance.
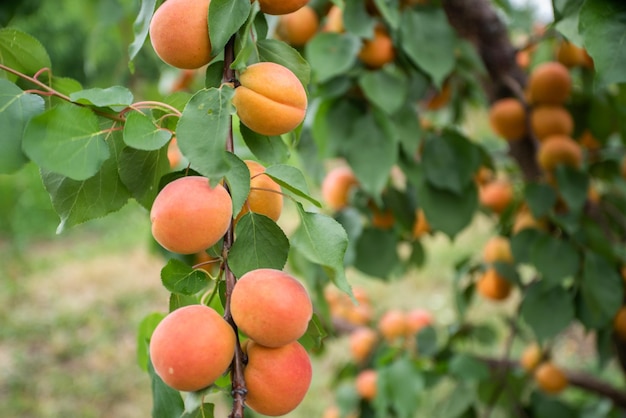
[358,26,395,69]
[233,62,307,136]
[537,135,582,172]
[258,0,308,15]
[276,6,319,47]
[534,362,568,394]
[479,180,514,214]
[482,236,513,264]
[378,309,408,342]
[236,160,283,223]
[321,166,359,211]
[150,176,232,254]
[528,62,571,105]
[557,40,587,68]
[355,369,378,400]
[349,327,378,363]
[520,343,542,372]
[149,305,236,392]
[149,0,212,69]
[231,269,312,347]
[476,268,512,301]
[489,98,527,141]
[531,106,573,141]
[244,340,312,416]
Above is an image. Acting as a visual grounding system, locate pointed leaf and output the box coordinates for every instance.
[521,283,574,342]
[358,67,408,115]
[257,39,311,86]
[209,0,251,57]
[69,86,133,111]
[161,258,210,295]
[149,358,185,418]
[530,234,581,287]
[123,111,172,150]
[0,28,51,78]
[137,312,165,371]
[578,251,623,328]
[265,164,321,207]
[128,0,157,62]
[224,152,250,217]
[305,32,361,82]
[354,227,400,279]
[239,123,289,164]
[118,146,170,209]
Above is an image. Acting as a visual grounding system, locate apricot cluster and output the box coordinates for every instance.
[476,235,514,301]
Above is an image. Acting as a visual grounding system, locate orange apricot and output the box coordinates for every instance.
[412,208,430,238]
[531,106,573,141]
[556,40,587,68]
[150,176,232,254]
[528,62,571,105]
[233,62,307,136]
[245,340,312,415]
[520,343,543,372]
[167,138,183,168]
[149,0,212,69]
[149,304,236,392]
[512,207,547,234]
[425,82,452,111]
[537,135,583,172]
[378,309,408,342]
[236,160,283,223]
[534,362,568,394]
[257,0,308,15]
[482,235,513,264]
[358,26,395,69]
[323,5,344,33]
[479,180,514,214]
[405,308,433,336]
[349,327,379,363]
[613,306,626,340]
[489,98,527,141]
[276,6,319,47]
[321,166,359,211]
[231,268,312,348]
[476,268,512,301]
[355,369,378,400]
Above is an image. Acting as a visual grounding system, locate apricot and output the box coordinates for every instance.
[578,129,601,150]
[230,268,312,347]
[512,207,547,234]
[613,306,626,340]
[479,180,514,214]
[412,209,430,238]
[534,362,568,394]
[520,343,542,372]
[371,205,395,229]
[405,308,433,336]
[425,82,452,111]
[323,5,344,33]
[557,40,587,68]
[482,236,513,264]
[257,0,308,15]
[321,166,359,211]
[476,268,512,301]
[233,62,307,136]
[349,327,378,363]
[167,138,183,168]
[537,135,583,172]
[378,309,408,342]
[474,166,494,186]
[358,26,395,69]
[531,105,573,141]
[355,369,378,400]
[489,98,527,141]
[235,160,283,223]
[150,176,232,254]
[244,340,312,416]
[345,303,374,326]
[149,0,212,69]
[528,62,571,105]
[276,6,319,47]
[149,304,236,392]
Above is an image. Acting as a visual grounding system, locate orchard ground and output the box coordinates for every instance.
[1,161,620,417]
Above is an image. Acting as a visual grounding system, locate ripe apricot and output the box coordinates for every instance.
[479,180,514,214]
[512,207,547,234]
[323,5,344,33]
[412,209,430,239]
[257,0,308,15]
[233,62,307,136]
[349,327,378,363]
[321,166,359,211]
[489,98,527,141]
[149,304,236,392]
[520,343,542,372]
[613,306,626,340]
[371,205,395,229]
[358,26,395,69]
[244,340,312,416]
[537,135,582,172]
[149,0,212,69]
[557,40,587,68]
[378,309,408,342]
[534,362,568,394]
[531,106,573,141]
[355,369,378,400]
[528,62,571,105]
[150,176,232,254]
[235,160,283,223]
[276,6,319,47]
[167,138,183,168]
[476,268,512,301]
[231,268,312,348]
[482,236,513,264]
[405,308,433,336]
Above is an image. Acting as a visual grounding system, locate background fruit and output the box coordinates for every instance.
[378,309,408,342]
[412,209,430,238]
[537,135,582,171]
[482,235,513,264]
[231,268,312,347]
[233,62,307,136]
[520,343,543,372]
[476,268,512,301]
[358,26,395,69]
[149,305,236,392]
[534,362,568,394]
[531,105,573,141]
[258,0,308,15]
[235,160,283,223]
[276,6,319,47]
[149,0,212,69]
[489,98,527,141]
[528,61,571,105]
[150,176,232,254]
[556,40,587,68]
[244,340,312,416]
[479,179,514,214]
[349,327,378,363]
[321,166,359,211]
[355,369,378,400]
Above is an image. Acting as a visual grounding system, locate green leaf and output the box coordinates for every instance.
[177,86,234,181]
[376,357,424,418]
[578,251,623,329]
[137,312,165,372]
[123,111,172,150]
[0,79,44,173]
[51,76,84,96]
[358,67,408,115]
[449,354,490,381]
[579,0,626,87]
[227,213,289,278]
[239,123,289,164]
[554,0,585,46]
[400,8,456,87]
[422,130,481,195]
[224,152,250,217]
[118,146,170,209]
[520,283,575,342]
[257,39,311,86]
[69,86,133,111]
[209,0,251,57]
[205,60,225,89]
[265,164,321,207]
[291,203,352,296]
[530,235,581,286]
[354,227,400,279]
[343,111,397,197]
[128,0,157,62]
[372,0,400,29]
[149,358,185,418]
[161,258,210,295]
[0,28,51,78]
[298,313,328,352]
[305,32,361,83]
[511,228,544,264]
[392,103,423,156]
[41,131,131,232]
[554,165,588,215]
[416,326,438,357]
[524,182,557,218]
[343,0,375,37]
[334,208,364,267]
[23,103,111,180]
[181,403,215,418]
